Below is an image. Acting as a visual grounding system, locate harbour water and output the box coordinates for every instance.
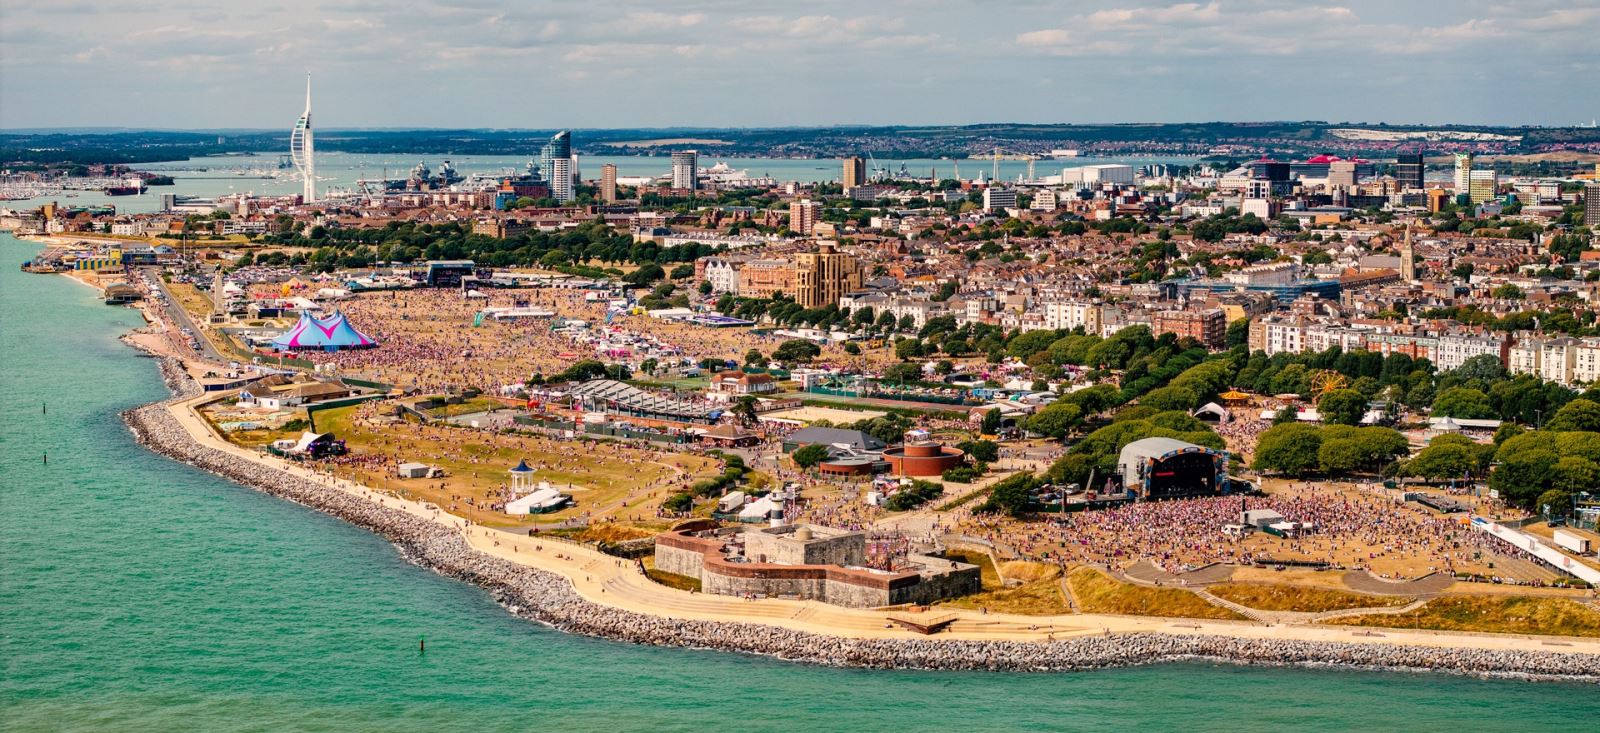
[12,152,1200,215]
[1,231,1597,732]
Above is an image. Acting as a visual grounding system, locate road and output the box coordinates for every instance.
[146,269,227,363]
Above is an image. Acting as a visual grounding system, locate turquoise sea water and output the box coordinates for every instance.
[1,231,1596,732]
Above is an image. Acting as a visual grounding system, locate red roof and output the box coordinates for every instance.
[1305,154,1369,164]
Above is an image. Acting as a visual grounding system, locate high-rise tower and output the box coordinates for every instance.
[1453,153,1472,193]
[290,74,315,203]
[671,150,698,192]
[842,156,866,193]
[540,131,573,202]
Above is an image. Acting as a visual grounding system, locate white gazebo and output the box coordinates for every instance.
[508,460,536,495]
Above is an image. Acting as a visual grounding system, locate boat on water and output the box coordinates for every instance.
[104,185,146,196]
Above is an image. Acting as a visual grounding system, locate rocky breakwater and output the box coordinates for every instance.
[122,357,1600,680]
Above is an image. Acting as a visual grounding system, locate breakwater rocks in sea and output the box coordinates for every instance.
[123,358,1600,680]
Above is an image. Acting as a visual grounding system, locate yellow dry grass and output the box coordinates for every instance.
[573,523,659,543]
[940,579,1072,616]
[1067,567,1246,621]
[641,556,701,592]
[1001,560,1061,584]
[1323,595,1600,637]
[1208,582,1412,613]
[305,404,721,529]
[167,282,215,322]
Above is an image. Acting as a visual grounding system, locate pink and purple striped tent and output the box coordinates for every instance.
[270,311,378,351]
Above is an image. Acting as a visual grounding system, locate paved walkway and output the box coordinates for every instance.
[1124,560,1236,587]
[1342,571,1456,596]
[159,386,1600,655]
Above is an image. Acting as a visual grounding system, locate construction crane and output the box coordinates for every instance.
[988,146,1041,183]
[866,150,890,182]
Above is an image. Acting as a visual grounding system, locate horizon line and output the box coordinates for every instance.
[4,120,1597,135]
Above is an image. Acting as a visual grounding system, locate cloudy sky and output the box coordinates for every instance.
[2,0,1596,130]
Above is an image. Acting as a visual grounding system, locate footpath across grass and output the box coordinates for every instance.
[1208,582,1413,613]
[1323,595,1600,637]
[1068,567,1246,621]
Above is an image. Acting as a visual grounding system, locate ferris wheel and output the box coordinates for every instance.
[1310,370,1348,398]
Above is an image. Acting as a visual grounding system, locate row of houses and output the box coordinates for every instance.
[1248,315,1600,386]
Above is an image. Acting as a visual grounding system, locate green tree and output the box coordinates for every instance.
[1406,440,1478,481]
[1253,423,1323,476]
[1450,354,1508,385]
[883,362,924,383]
[1317,388,1368,426]
[662,492,694,513]
[1007,329,1059,360]
[1490,283,1524,300]
[1431,387,1496,419]
[1225,318,1251,348]
[1492,422,1525,445]
[791,444,830,469]
[1552,456,1600,494]
[1060,384,1123,415]
[732,396,760,425]
[1025,402,1082,440]
[772,339,821,363]
[1319,427,1409,475]
[980,407,1002,435]
[957,439,1000,463]
[1545,399,1600,432]
[977,472,1038,517]
[621,262,666,286]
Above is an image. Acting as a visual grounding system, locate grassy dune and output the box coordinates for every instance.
[1068,568,1246,621]
[1208,583,1413,613]
[1324,595,1600,637]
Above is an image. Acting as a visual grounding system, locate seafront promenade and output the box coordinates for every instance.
[116,344,1600,677]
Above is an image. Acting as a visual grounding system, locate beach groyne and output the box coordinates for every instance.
[123,356,1600,681]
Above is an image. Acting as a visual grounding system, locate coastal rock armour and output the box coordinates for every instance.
[124,357,1600,680]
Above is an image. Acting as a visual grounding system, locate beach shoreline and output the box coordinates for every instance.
[116,348,1600,682]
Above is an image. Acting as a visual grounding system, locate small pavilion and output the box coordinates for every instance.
[508,460,536,495]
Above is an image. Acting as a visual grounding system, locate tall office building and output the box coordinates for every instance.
[541,131,574,202]
[1395,153,1424,191]
[841,156,866,192]
[1585,184,1600,227]
[289,74,315,203]
[1468,169,1498,205]
[1453,153,1473,192]
[794,242,861,308]
[540,131,571,179]
[789,198,821,235]
[671,150,698,192]
[549,159,573,202]
[600,163,618,203]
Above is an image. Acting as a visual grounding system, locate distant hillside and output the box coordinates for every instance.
[5,122,1599,166]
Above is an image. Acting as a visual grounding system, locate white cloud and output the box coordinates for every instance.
[1084,1,1221,29]
[1016,29,1071,47]
[0,0,1595,128]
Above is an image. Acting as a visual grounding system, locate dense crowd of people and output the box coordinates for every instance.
[956,483,1518,578]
